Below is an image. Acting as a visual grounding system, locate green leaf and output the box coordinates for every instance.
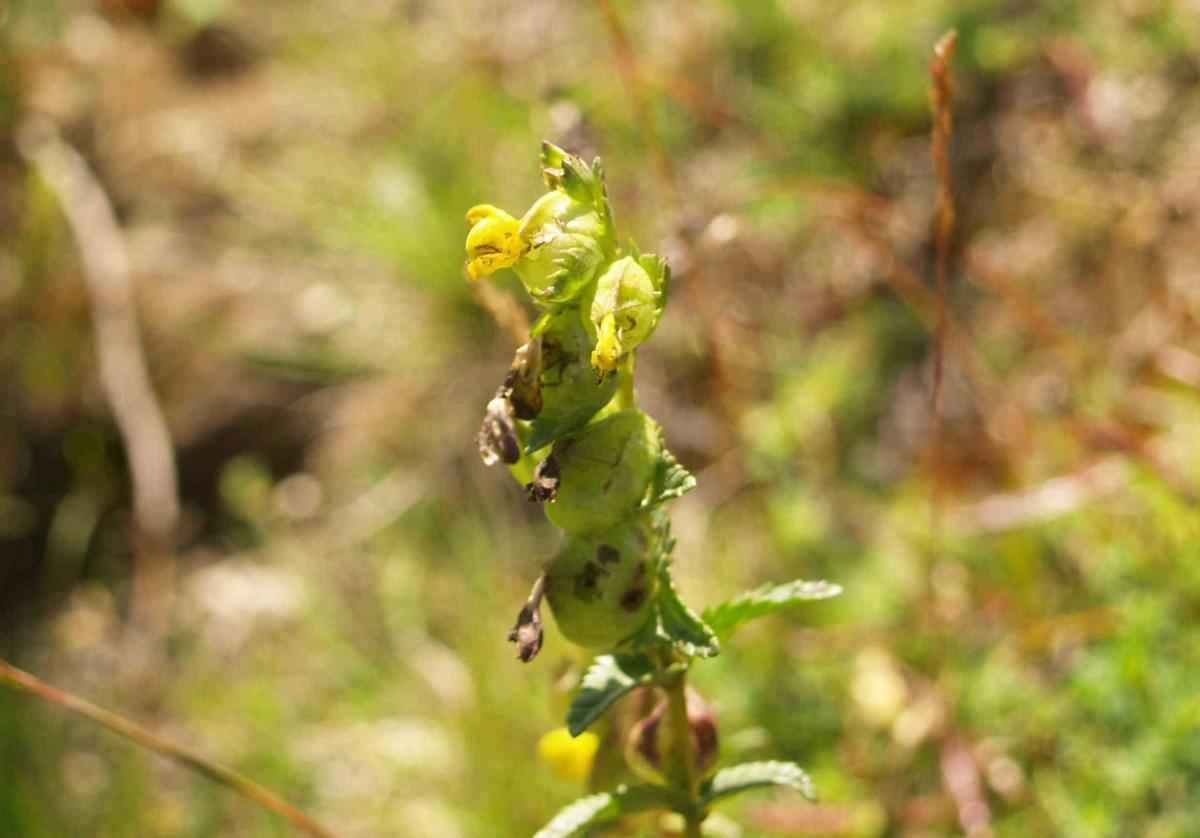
[533,785,680,838]
[642,435,695,508]
[655,564,720,658]
[532,792,615,838]
[567,652,656,736]
[701,761,817,805]
[702,579,842,640]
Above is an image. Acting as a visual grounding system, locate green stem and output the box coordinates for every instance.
[0,658,333,837]
[665,672,704,837]
[617,351,638,411]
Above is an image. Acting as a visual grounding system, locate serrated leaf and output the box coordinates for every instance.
[532,792,616,838]
[567,652,656,736]
[533,785,681,838]
[643,435,695,508]
[701,761,817,805]
[655,565,720,658]
[702,579,842,640]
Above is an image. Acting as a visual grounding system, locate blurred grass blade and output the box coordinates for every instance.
[0,658,333,838]
[702,579,842,641]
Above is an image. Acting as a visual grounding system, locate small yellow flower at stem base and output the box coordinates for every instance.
[590,311,621,377]
[537,727,599,782]
[465,204,526,281]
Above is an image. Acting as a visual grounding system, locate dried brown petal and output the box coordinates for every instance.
[526,455,560,503]
[477,391,520,465]
[505,338,543,420]
[507,575,546,663]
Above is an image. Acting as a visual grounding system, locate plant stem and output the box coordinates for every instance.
[617,351,638,411]
[0,658,333,838]
[665,673,704,837]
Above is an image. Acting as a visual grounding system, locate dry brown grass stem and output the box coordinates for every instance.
[0,658,334,837]
[18,120,180,644]
[927,29,957,595]
[593,0,681,207]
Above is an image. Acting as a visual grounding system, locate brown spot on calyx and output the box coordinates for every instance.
[597,544,620,565]
[573,558,610,602]
[618,562,649,611]
[619,585,647,612]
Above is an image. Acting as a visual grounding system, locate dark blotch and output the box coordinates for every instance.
[597,544,620,566]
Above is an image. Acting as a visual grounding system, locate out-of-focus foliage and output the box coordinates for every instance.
[1,0,1199,836]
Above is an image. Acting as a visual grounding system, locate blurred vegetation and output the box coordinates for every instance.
[2,0,1200,836]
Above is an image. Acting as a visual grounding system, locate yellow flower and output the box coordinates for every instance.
[536,727,599,781]
[465,204,526,281]
[590,311,621,376]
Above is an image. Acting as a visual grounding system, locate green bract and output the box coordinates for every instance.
[543,410,660,534]
[543,521,657,647]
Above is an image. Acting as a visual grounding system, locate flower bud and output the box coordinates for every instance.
[514,191,607,304]
[543,520,658,647]
[588,254,666,375]
[624,688,719,786]
[542,410,660,534]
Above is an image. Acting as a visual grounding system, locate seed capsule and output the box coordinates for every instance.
[542,410,660,534]
[543,521,658,647]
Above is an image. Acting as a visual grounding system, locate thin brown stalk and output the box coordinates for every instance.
[0,658,334,837]
[593,0,681,207]
[18,121,180,643]
[927,30,957,602]
[592,0,736,442]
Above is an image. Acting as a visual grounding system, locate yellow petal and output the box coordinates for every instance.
[537,727,599,782]
[464,205,526,281]
[590,311,621,373]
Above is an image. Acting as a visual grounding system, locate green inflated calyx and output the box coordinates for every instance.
[543,520,658,647]
[514,192,607,304]
[541,410,661,534]
[589,253,667,377]
[523,306,619,454]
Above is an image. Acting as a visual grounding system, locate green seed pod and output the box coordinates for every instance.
[513,191,607,304]
[543,521,657,647]
[543,410,660,533]
[588,253,666,376]
[524,306,619,453]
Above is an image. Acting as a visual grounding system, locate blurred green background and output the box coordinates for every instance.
[2,0,1199,835]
